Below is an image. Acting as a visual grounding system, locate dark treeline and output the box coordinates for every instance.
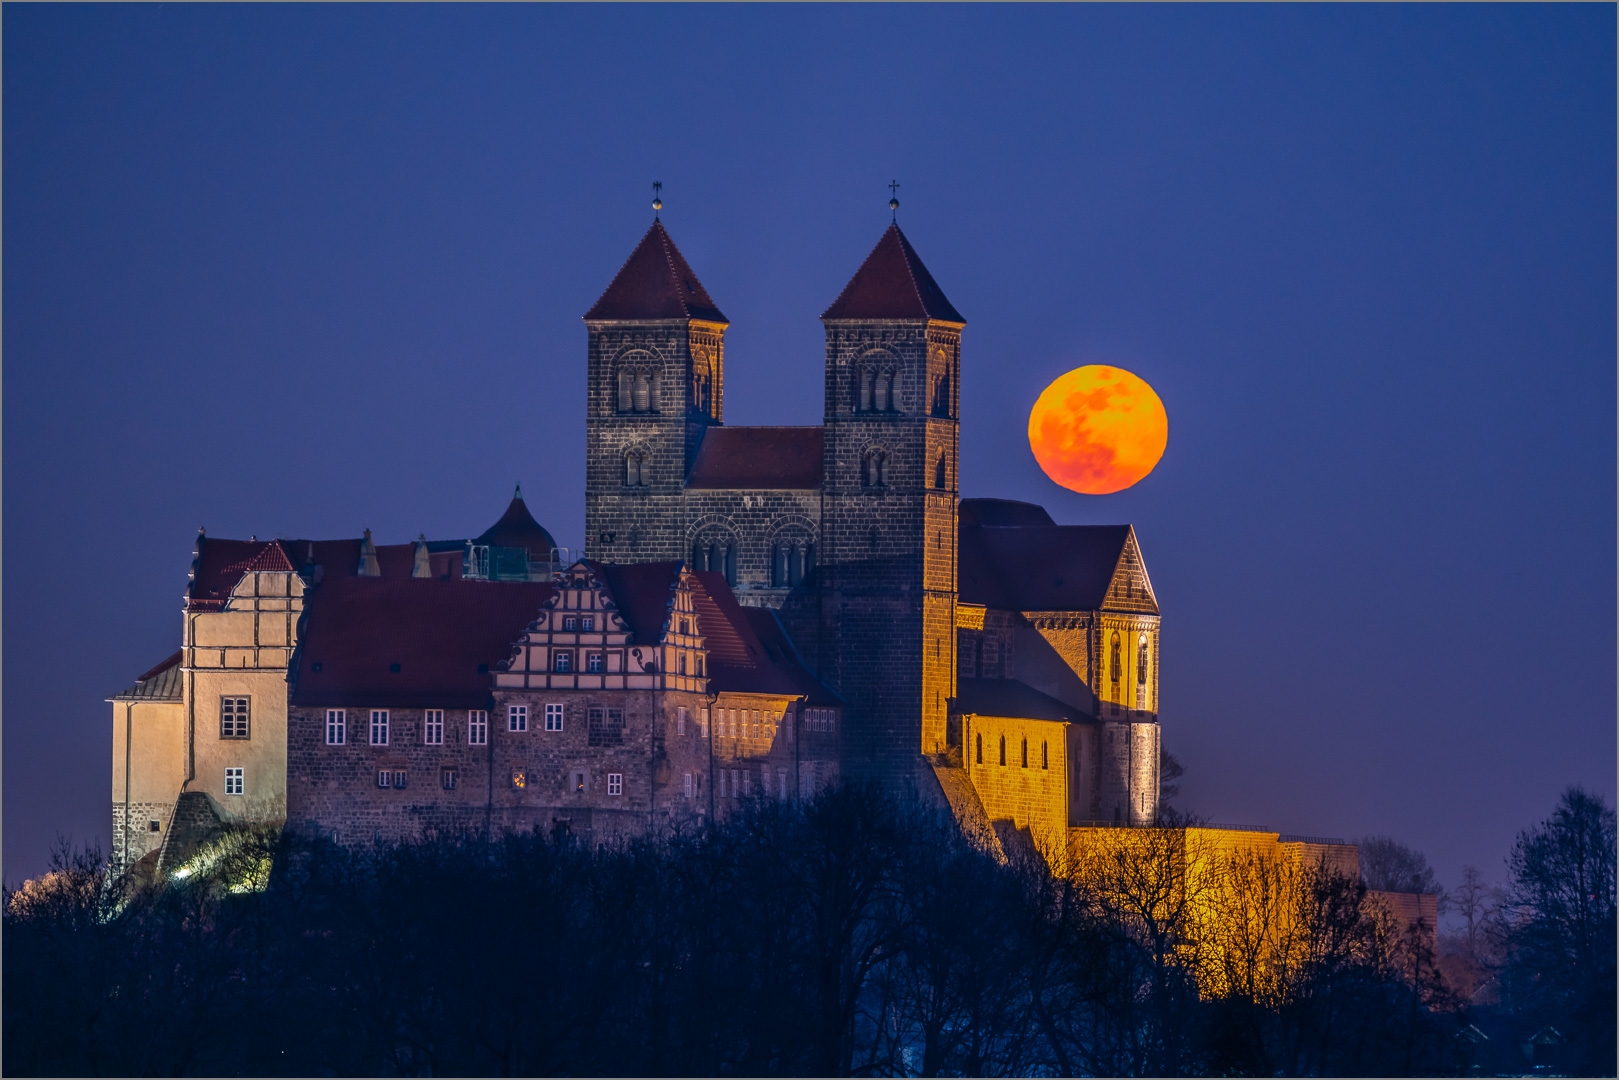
[5,784,1614,1077]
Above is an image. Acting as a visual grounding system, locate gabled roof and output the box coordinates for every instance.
[959,523,1156,614]
[958,498,1056,529]
[952,677,1087,724]
[109,651,184,702]
[685,427,824,490]
[821,224,964,323]
[583,220,727,323]
[476,486,559,559]
[690,571,837,700]
[591,561,685,645]
[290,577,554,710]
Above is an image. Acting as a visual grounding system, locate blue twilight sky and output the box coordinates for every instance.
[4,4,1613,887]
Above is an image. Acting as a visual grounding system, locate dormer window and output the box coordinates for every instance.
[466,545,490,579]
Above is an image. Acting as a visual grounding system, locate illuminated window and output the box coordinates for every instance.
[441,768,458,791]
[224,767,244,796]
[468,710,488,746]
[326,709,346,745]
[1137,634,1150,710]
[220,697,250,740]
[571,770,587,794]
[545,703,564,731]
[554,652,573,673]
[370,710,389,746]
[508,705,528,732]
[424,709,444,745]
[607,773,623,797]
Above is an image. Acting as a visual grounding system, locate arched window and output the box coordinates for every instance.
[1110,632,1123,714]
[1021,738,1028,769]
[692,355,712,415]
[859,369,874,412]
[1041,740,1048,770]
[625,451,644,487]
[618,369,633,411]
[934,453,947,490]
[861,449,886,488]
[998,735,1006,767]
[1137,634,1150,710]
[932,371,951,417]
[873,371,890,412]
[975,732,982,765]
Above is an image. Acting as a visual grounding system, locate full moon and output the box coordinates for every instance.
[1027,365,1168,495]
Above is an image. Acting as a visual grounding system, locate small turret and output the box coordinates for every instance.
[358,529,380,577]
[412,534,432,578]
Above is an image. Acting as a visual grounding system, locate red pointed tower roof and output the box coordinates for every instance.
[821,224,964,323]
[584,220,728,323]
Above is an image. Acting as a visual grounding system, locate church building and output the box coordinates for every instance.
[109,214,1164,873]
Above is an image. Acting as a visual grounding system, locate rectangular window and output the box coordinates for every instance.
[326,709,346,745]
[678,652,687,675]
[221,697,250,739]
[468,710,488,745]
[699,707,710,738]
[393,770,407,789]
[677,706,687,735]
[607,773,623,797]
[424,709,444,745]
[554,651,573,673]
[780,771,788,800]
[563,616,578,632]
[511,769,526,790]
[743,770,752,797]
[582,616,595,632]
[441,767,458,791]
[719,771,728,799]
[684,772,694,799]
[224,767,244,796]
[588,706,624,747]
[587,653,604,673]
[545,703,564,731]
[509,705,528,732]
[370,710,389,745]
[571,770,587,794]
[376,770,391,789]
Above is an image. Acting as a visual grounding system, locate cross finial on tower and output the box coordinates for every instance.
[888,180,900,222]
[652,181,663,220]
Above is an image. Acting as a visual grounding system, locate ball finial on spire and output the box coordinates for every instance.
[888,180,900,221]
[652,180,663,218]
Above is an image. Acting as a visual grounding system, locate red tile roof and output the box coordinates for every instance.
[958,524,1135,612]
[958,498,1056,529]
[821,224,964,323]
[684,427,824,490]
[583,220,728,323]
[953,676,1091,723]
[688,572,804,697]
[289,577,555,710]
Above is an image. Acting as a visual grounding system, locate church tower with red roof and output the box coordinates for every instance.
[819,224,965,778]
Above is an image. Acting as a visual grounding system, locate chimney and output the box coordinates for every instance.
[358,529,380,577]
[412,534,431,578]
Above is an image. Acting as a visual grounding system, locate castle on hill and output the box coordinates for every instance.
[110,217,1167,873]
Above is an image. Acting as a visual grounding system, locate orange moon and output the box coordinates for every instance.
[1028,365,1168,495]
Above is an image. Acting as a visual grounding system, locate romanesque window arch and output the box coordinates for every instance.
[861,448,887,488]
[691,350,714,416]
[934,452,948,490]
[1137,633,1150,711]
[854,359,900,414]
[1110,631,1123,715]
[770,527,816,588]
[624,450,647,487]
[691,530,738,585]
[616,356,662,414]
[931,370,951,418]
